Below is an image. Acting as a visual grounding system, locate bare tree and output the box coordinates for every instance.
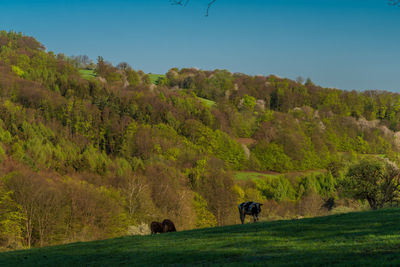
[120,174,148,219]
[116,62,132,71]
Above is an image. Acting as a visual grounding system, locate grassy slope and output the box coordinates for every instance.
[149,74,165,85]
[1,209,400,266]
[147,74,216,108]
[235,171,280,181]
[234,170,325,181]
[197,96,216,107]
[79,69,96,80]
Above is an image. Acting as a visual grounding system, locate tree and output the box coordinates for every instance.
[4,171,66,247]
[342,159,400,210]
[305,78,314,87]
[199,158,237,226]
[0,183,25,249]
[116,62,131,71]
[296,76,304,84]
[119,173,150,222]
[69,55,92,69]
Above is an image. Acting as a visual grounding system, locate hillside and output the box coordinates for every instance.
[1,30,400,249]
[1,208,399,266]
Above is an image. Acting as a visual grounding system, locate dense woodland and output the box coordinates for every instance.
[0,31,400,250]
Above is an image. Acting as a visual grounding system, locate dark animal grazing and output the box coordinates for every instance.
[238,201,263,224]
[322,197,335,211]
[162,219,177,233]
[150,221,164,234]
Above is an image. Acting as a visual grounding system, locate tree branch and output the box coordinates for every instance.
[170,0,217,16]
[389,0,400,6]
[169,0,190,7]
[205,0,217,17]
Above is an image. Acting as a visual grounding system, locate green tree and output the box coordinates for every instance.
[342,159,400,210]
[252,142,293,172]
[242,94,256,110]
[0,183,25,249]
[192,192,217,228]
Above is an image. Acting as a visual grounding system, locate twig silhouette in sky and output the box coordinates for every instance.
[169,0,217,16]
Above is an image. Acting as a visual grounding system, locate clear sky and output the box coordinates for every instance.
[1,0,400,92]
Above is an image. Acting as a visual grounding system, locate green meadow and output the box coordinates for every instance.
[197,96,216,107]
[79,69,96,80]
[234,171,280,181]
[234,170,325,181]
[1,208,399,266]
[149,73,165,85]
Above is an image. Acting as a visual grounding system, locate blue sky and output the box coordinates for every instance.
[1,0,400,92]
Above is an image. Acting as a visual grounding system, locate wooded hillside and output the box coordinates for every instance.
[0,31,399,250]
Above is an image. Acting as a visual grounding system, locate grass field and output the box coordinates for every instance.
[234,171,280,181]
[79,69,96,80]
[1,208,400,266]
[234,170,325,182]
[197,96,216,107]
[148,74,165,85]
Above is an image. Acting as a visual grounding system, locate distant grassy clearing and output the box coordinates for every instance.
[148,74,165,85]
[197,96,216,107]
[235,171,280,181]
[79,69,96,80]
[1,208,400,266]
[234,170,325,181]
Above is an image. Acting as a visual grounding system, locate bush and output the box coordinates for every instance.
[341,159,400,210]
[252,142,293,172]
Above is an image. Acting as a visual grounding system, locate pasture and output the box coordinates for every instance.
[197,96,216,107]
[79,69,96,80]
[234,171,280,181]
[149,73,165,85]
[1,208,399,266]
[234,170,325,182]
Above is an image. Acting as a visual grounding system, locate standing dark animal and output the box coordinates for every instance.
[162,219,177,233]
[238,201,263,224]
[150,221,164,234]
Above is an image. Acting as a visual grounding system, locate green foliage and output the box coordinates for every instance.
[148,74,165,85]
[79,69,96,80]
[196,96,215,108]
[213,130,246,169]
[115,157,132,177]
[2,30,400,249]
[234,172,280,181]
[81,145,111,175]
[342,159,400,209]
[181,120,246,169]
[192,192,217,228]
[252,142,293,172]
[232,111,258,138]
[0,145,5,163]
[242,94,256,110]
[11,65,24,77]
[0,184,25,250]
[254,176,297,201]
[297,172,336,198]
[0,124,12,144]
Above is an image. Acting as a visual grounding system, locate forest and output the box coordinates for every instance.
[0,31,400,250]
